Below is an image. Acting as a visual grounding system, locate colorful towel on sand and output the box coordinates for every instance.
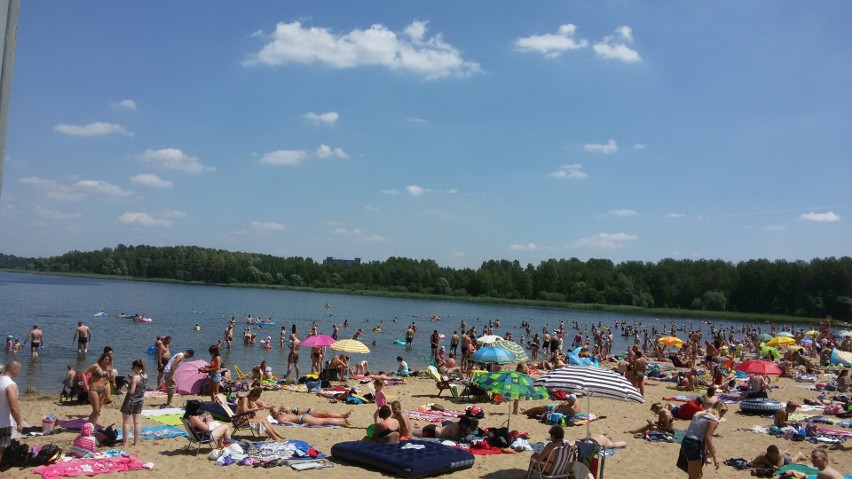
[32,456,149,479]
[247,440,327,462]
[278,384,309,393]
[141,407,184,417]
[143,390,166,398]
[117,425,189,440]
[404,409,465,423]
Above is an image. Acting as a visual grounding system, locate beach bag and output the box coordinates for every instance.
[465,406,484,419]
[486,427,510,448]
[305,380,322,393]
[0,439,30,470]
[30,445,62,466]
[545,412,564,425]
[100,425,119,446]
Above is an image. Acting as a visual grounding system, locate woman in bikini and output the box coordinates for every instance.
[274,406,352,427]
[198,344,222,403]
[236,387,285,440]
[362,405,399,444]
[627,402,674,435]
[82,353,111,425]
[286,325,300,380]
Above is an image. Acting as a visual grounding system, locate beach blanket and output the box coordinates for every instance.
[141,407,184,417]
[32,456,149,479]
[404,409,465,423]
[663,395,698,402]
[143,390,166,398]
[567,413,599,426]
[278,384,309,393]
[117,425,189,440]
[644,430,686,443]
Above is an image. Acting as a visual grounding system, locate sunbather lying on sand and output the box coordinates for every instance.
[522,395,581,419]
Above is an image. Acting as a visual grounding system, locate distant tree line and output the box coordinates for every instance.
[2,245,851,321]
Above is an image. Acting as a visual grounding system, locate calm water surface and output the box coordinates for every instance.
[0,272,810,392]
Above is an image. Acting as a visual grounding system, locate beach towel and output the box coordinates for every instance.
[140,407,184,417]
[404,409,465,423]
[143,414,183,426]
[32,456,149,479]
[247,440,327,463]
[117,425,189,440]
[56,419,104,431]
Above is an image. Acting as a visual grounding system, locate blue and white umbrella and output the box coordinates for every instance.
[535,365,643,438]
[776,332,794,338]
[469,346,516,365]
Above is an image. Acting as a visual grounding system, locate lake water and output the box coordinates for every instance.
[0,271,810,392]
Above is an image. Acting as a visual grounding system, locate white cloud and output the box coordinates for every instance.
[593,25,641,63]
[118,212,172,227]
[573,232,636,249]
[261,145,348,165]
[111,99,137,111]
[549,164,588,180]
[54,122,132,137]
[515,24,589,57]
[666,212,686,219]
[510,243,537,251]
[381,189,401,195]
[33,206,80,220]
[304,111,339,125]
[245,20,481,80]
[584,139,618,154]
[139,148,215,173]
[250,221,286,231]
[261,149,309,166]
[334,226,386,242]
[607,209,637,217]
[406,185,427,196]
[19,176,82,201]
[130,173,173,188]
[315,144,349,159]
[159,210,187,219]
[799,212,840,222]
[73,179,134,197]
[634,144,647,150]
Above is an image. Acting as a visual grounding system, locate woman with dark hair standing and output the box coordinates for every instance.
[81,353,111,425]
[120,359,147,448]
[199,344,221,403]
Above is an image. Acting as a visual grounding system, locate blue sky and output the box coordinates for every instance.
[1,2,850,268]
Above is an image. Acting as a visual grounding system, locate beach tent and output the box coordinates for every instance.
[830,349,852,367]
[173,359,209,395]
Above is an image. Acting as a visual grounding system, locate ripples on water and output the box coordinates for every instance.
[0,271,812,392]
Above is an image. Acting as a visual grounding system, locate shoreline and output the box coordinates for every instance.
[0,269,826,325]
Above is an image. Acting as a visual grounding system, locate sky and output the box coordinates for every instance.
[0,2,850,269]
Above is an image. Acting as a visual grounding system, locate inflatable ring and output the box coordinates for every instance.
[739,398,784,415]
[394,339,407,345]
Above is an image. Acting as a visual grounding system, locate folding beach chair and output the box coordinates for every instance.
[525,443,577,479]
[180,418,213,456]
[213,394,256,437]
[232,365,250,381]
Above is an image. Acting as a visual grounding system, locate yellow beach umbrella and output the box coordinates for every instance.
[330,339,371,354]
[804,330,820,336]
[785,345,805,351]
[658,336,685,348]
[766,336,795,347]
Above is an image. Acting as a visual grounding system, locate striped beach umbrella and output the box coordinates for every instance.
[330,339,370,354]
[472,371,548,430]
[476,335,503,344]
[493,340,529,363]
[535,365,643,438]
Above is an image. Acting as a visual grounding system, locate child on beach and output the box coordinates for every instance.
[373,379,387,421]
[120,359,147,447]
[68,422,99,458]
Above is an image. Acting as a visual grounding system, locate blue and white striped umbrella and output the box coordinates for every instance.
[469,345,516,364]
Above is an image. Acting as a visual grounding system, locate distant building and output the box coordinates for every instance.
[323,256,361,267]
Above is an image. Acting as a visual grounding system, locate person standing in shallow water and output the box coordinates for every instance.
[286,325,300,380]
[25,325,44,358]
[73,322,91,354]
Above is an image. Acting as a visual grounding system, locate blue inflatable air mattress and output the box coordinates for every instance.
[331,440,474,478]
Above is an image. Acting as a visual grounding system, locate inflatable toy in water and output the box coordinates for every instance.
[394,339,407,345]
[93,312,108,318]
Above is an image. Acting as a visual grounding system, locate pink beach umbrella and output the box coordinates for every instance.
[173,359,209,395]
[301,334,337,348]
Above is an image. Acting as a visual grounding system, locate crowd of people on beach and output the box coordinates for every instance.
[2,311,851,478]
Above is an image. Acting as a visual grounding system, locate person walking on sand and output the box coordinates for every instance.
[0,360,23,459]
[72,322,91,354]
[24,325,44,358]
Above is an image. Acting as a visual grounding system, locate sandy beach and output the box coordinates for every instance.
[5,365,852,479]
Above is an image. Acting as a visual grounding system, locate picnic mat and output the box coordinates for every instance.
[32,456,150,479]
[117,425,189,440]
[141,408,185,426]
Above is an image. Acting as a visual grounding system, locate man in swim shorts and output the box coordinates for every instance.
[73,322,91,354]
[25,325,44,358]
[162,349,193,407]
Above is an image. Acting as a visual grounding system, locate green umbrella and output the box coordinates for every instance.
[493,340,530,363]
[757,333,773,342]
[472,371,548,430]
